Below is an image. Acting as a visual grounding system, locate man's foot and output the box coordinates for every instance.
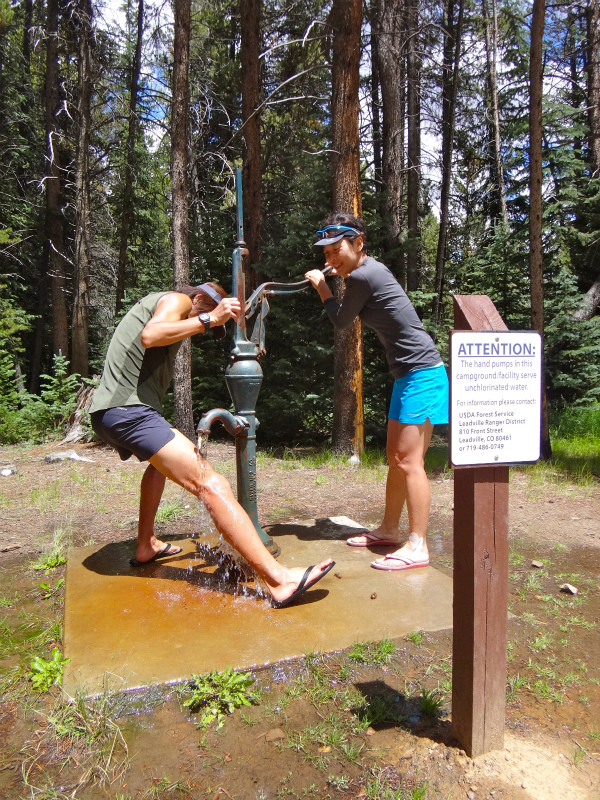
[130,541,183,567]
[370,532,429,571]
[267,560,335,608]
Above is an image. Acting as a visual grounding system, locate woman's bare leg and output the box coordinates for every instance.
[148,429,332,603]
[371,420,433,565]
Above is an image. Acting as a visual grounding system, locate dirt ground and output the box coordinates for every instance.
[0,439,599,800]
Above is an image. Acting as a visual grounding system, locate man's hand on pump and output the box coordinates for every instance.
[208,297,242,327]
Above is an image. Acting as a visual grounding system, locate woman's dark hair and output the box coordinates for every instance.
[321,212,367,249]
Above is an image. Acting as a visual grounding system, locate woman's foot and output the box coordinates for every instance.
[347,531,402,547]
[266,559,335,607]
[370,532,429,571]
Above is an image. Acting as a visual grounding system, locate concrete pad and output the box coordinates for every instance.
[63,518,453,696]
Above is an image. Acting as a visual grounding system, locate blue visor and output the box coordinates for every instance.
[314,225,361,246]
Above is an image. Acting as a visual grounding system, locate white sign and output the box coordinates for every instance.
[450,331,542,466]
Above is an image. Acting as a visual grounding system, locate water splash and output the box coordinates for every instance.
[195,430,267,601]
[197,430,209,461]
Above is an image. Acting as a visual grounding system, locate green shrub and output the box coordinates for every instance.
[0,352,81,444]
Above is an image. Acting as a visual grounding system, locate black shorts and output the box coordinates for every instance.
[90,405,176,462]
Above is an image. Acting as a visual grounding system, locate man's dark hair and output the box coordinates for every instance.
[177,282,227,303]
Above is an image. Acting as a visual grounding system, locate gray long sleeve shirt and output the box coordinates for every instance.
[323,256,442,380]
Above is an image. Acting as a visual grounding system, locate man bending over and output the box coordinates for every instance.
[89,284,334,608]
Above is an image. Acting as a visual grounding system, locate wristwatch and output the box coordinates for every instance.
[199,313,211,332]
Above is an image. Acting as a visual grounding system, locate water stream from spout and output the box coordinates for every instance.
[195,432,267,600]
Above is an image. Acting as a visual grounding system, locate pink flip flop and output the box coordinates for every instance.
[370,552,429,571]
[346,532,401,547]
[370,534,429,570]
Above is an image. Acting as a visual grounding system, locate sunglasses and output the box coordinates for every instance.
[315,225,361,239]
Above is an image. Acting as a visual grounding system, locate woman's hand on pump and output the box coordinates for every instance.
[304,269,334,302]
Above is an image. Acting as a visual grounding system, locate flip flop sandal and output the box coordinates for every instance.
[347,532,401,547]
[370,552,429,571]
[271,561,336,609]
[129,543,183,567]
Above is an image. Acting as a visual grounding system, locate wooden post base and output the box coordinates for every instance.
[452,466,509,756]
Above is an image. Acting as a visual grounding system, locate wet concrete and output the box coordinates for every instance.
[62,517,453,696]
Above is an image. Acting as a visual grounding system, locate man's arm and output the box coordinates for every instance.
[141,293,240,348]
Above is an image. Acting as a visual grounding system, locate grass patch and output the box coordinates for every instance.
[348,638,396,666]
[179,666,257,729]
[353,692,405,728]
[419,687,444,717]
[258,441,448,476]
[154,500,191,524]
[29,648,70,691]
[406,631,424,647]
[21,685,129,794]
[506,674,528,702]
[30,526,71,573]
[513,405,600,487]
[365,768,428,800]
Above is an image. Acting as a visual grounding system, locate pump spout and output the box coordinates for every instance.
[197,408,249,437]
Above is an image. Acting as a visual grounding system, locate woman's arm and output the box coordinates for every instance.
[305,269,334,302]
[304,270,371,330]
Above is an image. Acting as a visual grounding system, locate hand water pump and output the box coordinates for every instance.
[197,168,330,557]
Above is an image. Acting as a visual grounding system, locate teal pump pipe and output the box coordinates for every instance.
[197,168,331,559]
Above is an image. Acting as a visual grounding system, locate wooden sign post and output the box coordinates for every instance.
[451,295,510,757]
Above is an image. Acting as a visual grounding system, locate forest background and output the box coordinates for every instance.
[1,0,599,450]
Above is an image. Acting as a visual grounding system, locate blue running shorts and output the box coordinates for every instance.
[388,363,449,425]
[90,405,176,461]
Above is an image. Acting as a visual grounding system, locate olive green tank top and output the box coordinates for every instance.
[90,292,183,415]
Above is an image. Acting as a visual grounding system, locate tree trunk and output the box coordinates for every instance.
[370,0,382,203]
[586,0,600,175]
[171,0,194,442]
[61,383,96,444]
[577,0,600,319]
[406,0,421,291]
[14,362,25,395]
[240,0,261,294]
[529,0,551,460]
[574,274,600,319]
[115,0,144,315]
[29,277,48,393]
[23,0,33,66]
[432,0,464,335]
[331,0,364,457]
[44,0,69,359]
[483,0,508,229]
[71,0,93,378]
[569,11,583,159]
[375,0,406,282]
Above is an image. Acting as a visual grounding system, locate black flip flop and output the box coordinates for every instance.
[271,561,336,609]
[129,543,183,567]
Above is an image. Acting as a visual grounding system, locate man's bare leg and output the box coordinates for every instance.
[371,420,433,566]
[134,463,182,563]
[149,430,333,604]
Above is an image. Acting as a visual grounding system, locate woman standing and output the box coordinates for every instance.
[305,213,448,571]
